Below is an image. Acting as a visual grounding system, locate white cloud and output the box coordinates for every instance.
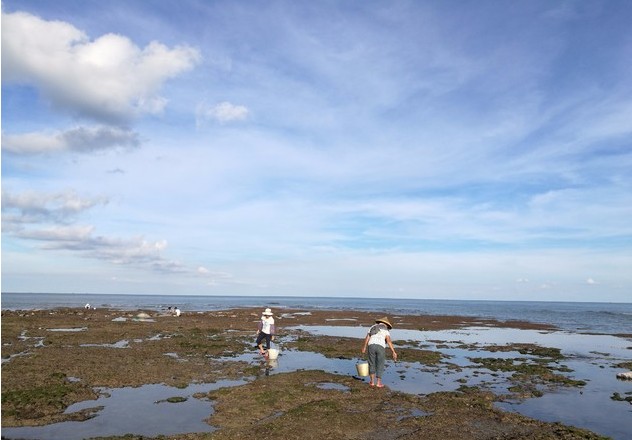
[1,189,194,274]
[2,126,139,155]
[2,189,109,225]
[18,225,96,243]
[1,9,201,123]
[586,278,596,285]
[85,237,169,266]
[196,101,250,125]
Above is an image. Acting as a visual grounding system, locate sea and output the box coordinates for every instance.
[2,292,631,335]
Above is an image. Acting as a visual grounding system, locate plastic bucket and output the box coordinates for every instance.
[267,348,279,360]
[356,361,369,377]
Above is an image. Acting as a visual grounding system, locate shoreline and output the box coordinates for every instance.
[3,293,630,336]
[2,306,629,439]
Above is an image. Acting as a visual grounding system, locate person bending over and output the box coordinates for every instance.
[361,316,397,387]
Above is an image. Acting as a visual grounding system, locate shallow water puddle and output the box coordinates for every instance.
[4,326,630,440]
[1,350,33,364]
[1,379,248,440]
[218,344,513,396]
[279,311,312,319]
[496,358,632,440]
[2,331,45,364]
[46,327,88,332]
[80,339,130,348]
[287,325,632,440]
[314,382,351,391]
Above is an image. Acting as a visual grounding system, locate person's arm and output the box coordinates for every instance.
[256,320,262,334]
[361,333,370,354]
[385,335,398,360]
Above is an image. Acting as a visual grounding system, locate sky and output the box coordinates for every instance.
[2,0,631,302]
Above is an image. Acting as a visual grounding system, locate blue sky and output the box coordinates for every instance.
[2,0,631,302]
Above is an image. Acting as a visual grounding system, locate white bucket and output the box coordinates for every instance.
[356,361,369,377]
[267,348,279,360]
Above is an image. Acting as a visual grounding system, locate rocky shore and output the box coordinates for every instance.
[1,307,612,439]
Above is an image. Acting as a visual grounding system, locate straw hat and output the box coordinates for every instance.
[262,308,273,316]
[375,316,392,329]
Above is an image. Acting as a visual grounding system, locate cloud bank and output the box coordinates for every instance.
[2,189,195,274]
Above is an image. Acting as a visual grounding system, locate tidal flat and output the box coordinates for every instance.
[1,307,630,439]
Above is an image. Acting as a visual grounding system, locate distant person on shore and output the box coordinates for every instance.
[85,303,91,309]
[361,317,397,388]
[256,308,276,355]
[174,307,181,317]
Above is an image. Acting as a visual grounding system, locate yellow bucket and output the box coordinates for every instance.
[356,361,369,377]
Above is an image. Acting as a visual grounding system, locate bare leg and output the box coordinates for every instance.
[369,373,375,386]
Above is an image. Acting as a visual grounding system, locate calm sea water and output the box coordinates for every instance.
[2,292,631,335]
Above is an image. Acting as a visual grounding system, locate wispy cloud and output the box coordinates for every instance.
[2,190,109,225]
[1,189,199,275]
[2,126,140,155]
[196,101,250,125]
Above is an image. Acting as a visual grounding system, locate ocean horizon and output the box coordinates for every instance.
[2,292,631,335]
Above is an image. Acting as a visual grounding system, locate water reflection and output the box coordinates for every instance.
[3,325,631,440]
[496,358,632,440]
[1,380,247,440]
[46,327,88,332]
[285,325,632,440]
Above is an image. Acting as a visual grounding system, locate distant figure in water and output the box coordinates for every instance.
[256,308,276,355]
[361,316,397,388]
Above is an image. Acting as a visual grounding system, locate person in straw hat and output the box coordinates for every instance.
[256,307,276,355]
[361,316,398,388]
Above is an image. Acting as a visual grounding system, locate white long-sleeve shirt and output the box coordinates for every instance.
[258,316,275,335]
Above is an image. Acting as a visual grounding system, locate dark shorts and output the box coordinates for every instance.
[256,332,272,349]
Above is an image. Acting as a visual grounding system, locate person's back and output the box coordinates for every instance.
[256,308,276,354]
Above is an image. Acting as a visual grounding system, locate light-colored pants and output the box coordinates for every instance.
[367,344,386,378]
